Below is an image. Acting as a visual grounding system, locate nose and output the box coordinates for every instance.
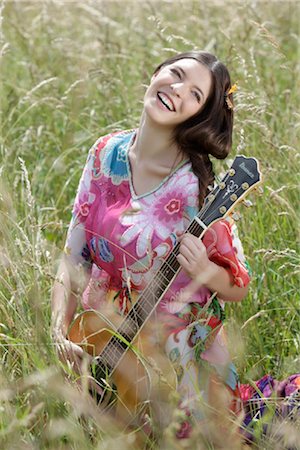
[171,82,187,97]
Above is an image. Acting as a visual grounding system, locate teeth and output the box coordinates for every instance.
[158,93,174,111]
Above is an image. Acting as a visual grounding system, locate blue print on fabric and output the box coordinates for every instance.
[109,143,127,177]
[186,205,199,221]
[98,238,114,263]
[117,141,128,163]
[102,134,131,182]
[213,362,239,391]
[225,363,239,390]
[81,244,92,264]
[90,236,97,255]
[191,324,209,343]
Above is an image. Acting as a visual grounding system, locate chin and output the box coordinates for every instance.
[143,106,176,128]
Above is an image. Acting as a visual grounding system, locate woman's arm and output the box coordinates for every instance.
[51,255,90,337]
[51,137,97,360]
[51,255,91,371]
[177,233,249,302]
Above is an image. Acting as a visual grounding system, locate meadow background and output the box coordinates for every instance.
[0,0,299,448]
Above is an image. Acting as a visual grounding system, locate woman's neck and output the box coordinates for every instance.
[130,112,183,168]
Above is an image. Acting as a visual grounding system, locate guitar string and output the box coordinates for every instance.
[99,176,251,368]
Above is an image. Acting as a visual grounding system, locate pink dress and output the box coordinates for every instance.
[65,129,251,423]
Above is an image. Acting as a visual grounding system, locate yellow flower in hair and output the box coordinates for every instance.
[227,83,238,95]
[224,83,238,110]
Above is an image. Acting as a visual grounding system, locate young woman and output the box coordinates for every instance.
[51,50,299,441]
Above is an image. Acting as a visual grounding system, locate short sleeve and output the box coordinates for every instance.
[64,147,94,270]
[202,216,251,288]
[64,134,113,269]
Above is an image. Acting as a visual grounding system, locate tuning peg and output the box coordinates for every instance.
[232,211,242,221]
[255,186,264,195]
[242,199,253,208]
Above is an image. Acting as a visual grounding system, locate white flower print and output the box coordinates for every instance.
[120,169,198,257]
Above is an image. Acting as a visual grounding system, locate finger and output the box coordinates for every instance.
[182,232,199,241]
[185,232,205,243]
[67,353,87,375]
[79,349,93,364]
[182,238,207,259]
[57,342,70,363]
[57,342,77,362]
[180,240,202,261]
[69,342,85,358]
[57,341,87,372]
[176,253,191,271]
[182,233,205,250]
[179,243,196,262]
[89,377,104,396]
[176,231,185,241]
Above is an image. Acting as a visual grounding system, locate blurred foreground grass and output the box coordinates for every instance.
[0,1,299,448]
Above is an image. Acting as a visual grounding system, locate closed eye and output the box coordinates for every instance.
[193,91,201,103]
[170,68,182,79]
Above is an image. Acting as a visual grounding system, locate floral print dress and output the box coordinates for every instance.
[64,129,299,437]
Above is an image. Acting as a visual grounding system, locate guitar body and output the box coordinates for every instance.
[68,309,177,425]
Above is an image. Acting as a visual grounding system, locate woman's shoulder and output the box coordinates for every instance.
[92,129,135,154]
[86,129,135,184]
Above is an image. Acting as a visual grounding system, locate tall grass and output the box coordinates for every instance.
[0,1,299,448]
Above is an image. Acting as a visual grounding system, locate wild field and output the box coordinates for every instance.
[0,0,299,449]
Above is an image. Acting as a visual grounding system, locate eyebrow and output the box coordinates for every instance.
[176,66,204,99]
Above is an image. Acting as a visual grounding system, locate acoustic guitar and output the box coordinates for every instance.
[68,155,262,426]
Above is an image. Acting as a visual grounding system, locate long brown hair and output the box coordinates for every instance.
[154,51,234,208]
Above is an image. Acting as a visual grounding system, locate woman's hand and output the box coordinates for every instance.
[52,328,90,373]
[51,257,104,398]
[177,233,217,285]
[176,233,248,302]
[52,328,104,398]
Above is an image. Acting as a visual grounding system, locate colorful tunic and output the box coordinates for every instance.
[65,129,250,422]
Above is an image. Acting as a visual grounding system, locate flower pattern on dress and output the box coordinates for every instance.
[91,134,115,179]
[154,192,185,223]
[119,234,175,290]
[74,193,96,222]
[98,238,114,263]
[89,237,114,263]
[73,159,96,223]
[99,132,132,185]
[120,170,198,257]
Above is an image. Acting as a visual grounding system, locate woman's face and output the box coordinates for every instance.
[143,58,212,128]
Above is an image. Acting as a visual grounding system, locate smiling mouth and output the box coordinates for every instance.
[157,92,175,111]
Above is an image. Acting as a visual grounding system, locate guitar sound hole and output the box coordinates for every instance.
[90,360,117,407]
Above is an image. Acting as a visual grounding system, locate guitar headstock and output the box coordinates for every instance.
[200,155,262,227]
